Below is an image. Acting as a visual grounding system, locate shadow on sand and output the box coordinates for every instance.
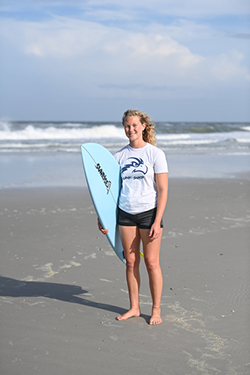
[0,276,149,323]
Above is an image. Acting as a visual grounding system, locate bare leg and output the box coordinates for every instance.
[116,226,141,320]
[140,228,163,325]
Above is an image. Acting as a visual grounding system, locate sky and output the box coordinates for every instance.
[0,0,250,122]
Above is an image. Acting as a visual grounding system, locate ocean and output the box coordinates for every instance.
[1,121,250,154]
[1,121,250,188]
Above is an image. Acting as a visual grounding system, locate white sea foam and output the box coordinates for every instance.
[241,126,250,132]
[1,121,250,153]
[158,131,250,146]
[0,124,125,141]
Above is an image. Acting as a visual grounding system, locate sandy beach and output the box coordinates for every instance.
[1,176,249,375]
[1,1,250,373]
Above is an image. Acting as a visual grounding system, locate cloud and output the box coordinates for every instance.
[0,1,249,121]
[71,0,250,18]
[1,0,250,22]
[1,15,249,99]
[209,51,250,82]
[230,33,250,40]
[24,19,105,57]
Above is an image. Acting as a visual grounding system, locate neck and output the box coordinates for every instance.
[129,139,146,149]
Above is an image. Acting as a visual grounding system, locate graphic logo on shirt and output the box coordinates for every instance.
[121,157,148,180]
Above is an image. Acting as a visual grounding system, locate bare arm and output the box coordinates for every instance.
[149,173,168,239]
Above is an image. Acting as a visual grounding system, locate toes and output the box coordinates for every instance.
[149,317,162,325]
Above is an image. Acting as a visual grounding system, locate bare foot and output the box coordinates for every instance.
[116,308,141,321]
[149,307,162,325]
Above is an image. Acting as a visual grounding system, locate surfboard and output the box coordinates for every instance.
[81,143,126,263]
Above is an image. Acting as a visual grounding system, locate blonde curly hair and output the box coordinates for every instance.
[122,109,157,146]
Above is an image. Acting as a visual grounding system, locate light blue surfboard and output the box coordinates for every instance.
[81,143,126,263]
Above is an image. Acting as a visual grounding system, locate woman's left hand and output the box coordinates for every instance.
[149,222,161,240]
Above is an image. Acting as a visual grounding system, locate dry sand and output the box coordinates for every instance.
[1,177,249,375]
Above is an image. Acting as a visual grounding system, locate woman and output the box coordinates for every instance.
[98,109,168,325]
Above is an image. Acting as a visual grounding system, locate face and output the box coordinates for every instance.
[123,116,145,144]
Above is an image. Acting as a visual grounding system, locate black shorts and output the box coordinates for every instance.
[118,207,163,229]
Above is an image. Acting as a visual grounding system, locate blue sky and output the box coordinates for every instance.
[0,0,250,121]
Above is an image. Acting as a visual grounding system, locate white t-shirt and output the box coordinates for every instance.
[114,143,168,214]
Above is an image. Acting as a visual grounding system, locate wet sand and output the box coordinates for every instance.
[1,177,250,375]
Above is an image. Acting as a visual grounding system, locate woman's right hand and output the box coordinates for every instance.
[97,218,109,235]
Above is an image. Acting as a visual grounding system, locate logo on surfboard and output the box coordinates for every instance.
[95,163,111,194]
